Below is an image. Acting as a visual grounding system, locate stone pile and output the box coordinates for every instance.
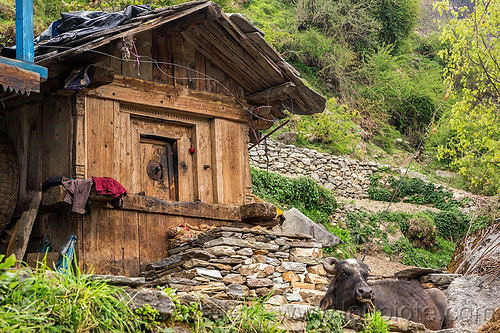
[141,226,330,307]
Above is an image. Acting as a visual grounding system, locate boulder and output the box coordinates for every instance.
[445,275,500,329]
[126,288,175,317]
[277,208,341,247]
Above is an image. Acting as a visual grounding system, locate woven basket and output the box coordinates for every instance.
[0,131,19,234]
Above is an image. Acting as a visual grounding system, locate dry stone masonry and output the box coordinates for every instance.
[249,140,390,199]
[141,226,330,307]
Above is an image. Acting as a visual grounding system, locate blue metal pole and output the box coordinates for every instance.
[15,0,34,63]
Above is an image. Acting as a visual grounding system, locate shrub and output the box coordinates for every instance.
[433,209,469,241]
[294,98,361,155]
[362,309,389,333]
[307,308,344,333]
[251,167,337,225]
[385,236,455,268]
[375,0,419,54]
[406,216,437,249]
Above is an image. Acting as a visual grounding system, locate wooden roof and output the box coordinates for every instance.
[34,1,326,117]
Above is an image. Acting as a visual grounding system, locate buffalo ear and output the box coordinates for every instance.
[323,257,338,274]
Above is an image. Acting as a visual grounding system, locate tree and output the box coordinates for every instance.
[432,0,500,195]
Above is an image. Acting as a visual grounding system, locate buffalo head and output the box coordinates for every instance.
[319,258,374,315]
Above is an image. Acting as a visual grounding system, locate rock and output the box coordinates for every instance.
[126,288,175,317]
[90,275,146,287]
[435,170,458,178]
[254,287,270,297]
[192,282,227,293]
[246,277,273,288]
[291,281,315,290]
[289,247,322,258]
[178,295,238,320]
[266,295,287,306]
[307,264,327,275]
[299,289,325,305]
[278,208,341,247]
[386,316,427,333]
[205,246,236,257]
[285,292,304,303]
[276,132,297,145]
[281,261,307,272]
[427,273,462,286]
[236,248,253,256]
[266,257,281,266]
[283,271,300,282]
[239,263,275,277]
[223,274,246,285]
[394,267,446,280]
[446,275,500,329]
[227,284,246,297]
[305,273,329,285]
[253,249,270,255]
[272,282,290,294]
[291,256,321,265]
[195,267,223,281]
[278,304,313,320]
[167,277,201,286]
[240,202,277,222]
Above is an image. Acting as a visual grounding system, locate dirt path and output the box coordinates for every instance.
[357,254,414,277]
[336,196,440,214]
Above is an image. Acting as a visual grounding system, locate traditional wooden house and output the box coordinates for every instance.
[0,1,325,276]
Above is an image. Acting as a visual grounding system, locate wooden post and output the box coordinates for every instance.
[11,191,42,264]
[15,0,34,63]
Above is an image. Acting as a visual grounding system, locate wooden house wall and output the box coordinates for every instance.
[0,95,74,202]
[1,28,254,275]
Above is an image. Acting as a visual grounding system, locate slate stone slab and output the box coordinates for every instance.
[126,288,175,317]
[277,208,341,247]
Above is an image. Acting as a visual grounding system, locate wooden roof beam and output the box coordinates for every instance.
[245,82,296,105]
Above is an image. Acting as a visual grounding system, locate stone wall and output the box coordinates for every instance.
[141,226,330,307]
[249,140,390,199]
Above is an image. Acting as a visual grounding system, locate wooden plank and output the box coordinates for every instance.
[139,213,172,272]
[177,128,195,202]
[86,98,114,177]
[121,32,153,81]
[112,101,131,189]
[152,31,174,85]
[182,27,263,91]
[195,50,206,91]
[210,118,224,204]
[193,122,213,203]
[245,82,296,104]
[208,19,284,83]
[85,76,248,123]
[73,93,86,179]
[0,62,40,93]
[221,120,244,205]
[12,192,42,263]
[42,96,74,182]
[42,186,241,221]
[122,211,140,276]
[241,124,254,204]
[171,34,188,87]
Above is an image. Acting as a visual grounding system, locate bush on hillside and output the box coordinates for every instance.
[251,167,336,225]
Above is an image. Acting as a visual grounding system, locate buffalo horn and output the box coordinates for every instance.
[323,257,338,274]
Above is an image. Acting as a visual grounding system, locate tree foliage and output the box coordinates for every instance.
[432,0,500,195]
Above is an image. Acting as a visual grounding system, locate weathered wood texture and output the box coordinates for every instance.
[0,62,40,93]
[0,96,73,202]
[11,191,42,263]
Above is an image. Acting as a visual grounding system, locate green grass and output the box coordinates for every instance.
[0,254,140,332]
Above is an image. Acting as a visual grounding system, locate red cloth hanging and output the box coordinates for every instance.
[92,177,127,198]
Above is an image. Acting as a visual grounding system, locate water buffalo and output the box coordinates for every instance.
[319,258,455,330]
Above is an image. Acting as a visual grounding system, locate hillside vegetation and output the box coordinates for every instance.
[0,0,498,195]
